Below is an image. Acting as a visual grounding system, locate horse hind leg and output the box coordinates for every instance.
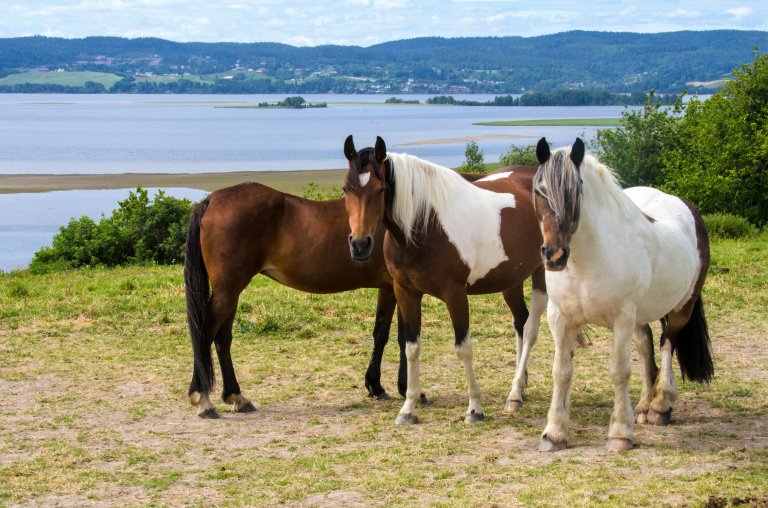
[634,324,659,424]
[647,316,682,426]
[211,288,256,414]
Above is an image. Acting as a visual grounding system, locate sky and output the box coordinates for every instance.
[1,1,766,47]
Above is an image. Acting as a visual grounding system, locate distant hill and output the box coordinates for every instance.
[0,30,765,94]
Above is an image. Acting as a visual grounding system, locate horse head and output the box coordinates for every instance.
[343,135,392,261]
[533,137,585,271]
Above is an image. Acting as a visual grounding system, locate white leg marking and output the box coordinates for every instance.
[456,334,484,420]
[507,289,547,408]
[191,391,216,416]
[397,338,421,421]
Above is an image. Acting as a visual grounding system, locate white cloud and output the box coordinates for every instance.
[726,6,752,20]
[1,0,766,45]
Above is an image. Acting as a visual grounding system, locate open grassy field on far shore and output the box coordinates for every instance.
[474,118,623,127]
[0,232,766,506]
[0,70,123,88]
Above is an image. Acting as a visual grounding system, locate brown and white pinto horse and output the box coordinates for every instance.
[533,138,713,452]
[184,182,405,418]
[342,135,547,425]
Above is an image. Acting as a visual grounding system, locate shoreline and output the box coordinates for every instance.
[0,169,347,195]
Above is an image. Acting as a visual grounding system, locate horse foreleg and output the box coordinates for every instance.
[540,302,578,452]
[365,286,397,401]
[505,283,547,413]
[394,284,423,425]
[607,308,636,452]
[634,324,658,424]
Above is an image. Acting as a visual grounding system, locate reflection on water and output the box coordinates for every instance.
[0,188,208,272]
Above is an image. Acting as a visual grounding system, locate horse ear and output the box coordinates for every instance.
[570,138,585,167]
[374,136,387,162]
[536,137,550,164]
[344,135,356,161]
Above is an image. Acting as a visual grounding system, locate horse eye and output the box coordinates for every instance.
[342,186,348,194]
[378,187,385,195]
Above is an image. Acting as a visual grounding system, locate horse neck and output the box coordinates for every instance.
[387,152,474,245]
[569,163,643,262]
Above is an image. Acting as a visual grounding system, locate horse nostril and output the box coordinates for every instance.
[540,245,547,257]
[365,236,373,248]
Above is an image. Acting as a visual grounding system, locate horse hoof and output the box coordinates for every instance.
[368,388,392,400]
[198,408,220,419]
[648,409,672,426]
[606,438,634,452]
[420,394,432,406]
[465,411,485,424]
[395,413,419,425]
[503,400,524,413]
[236,401,257,413]
[538,435,567,452]
[636,412,648,424]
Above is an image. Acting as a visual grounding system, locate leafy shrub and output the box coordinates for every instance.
[302,182,343,201]
[702,213,758,239]
[498,144,539,166]
[30,187,197,270]
[458,141,485,172]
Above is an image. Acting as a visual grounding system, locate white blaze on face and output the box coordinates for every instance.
[359,172,371,187]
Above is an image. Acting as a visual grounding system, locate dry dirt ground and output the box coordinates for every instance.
[2,320,767,507]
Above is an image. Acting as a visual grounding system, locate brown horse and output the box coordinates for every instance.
[183,178,510,418]
[342,135,547,424]
[184,182,400,418]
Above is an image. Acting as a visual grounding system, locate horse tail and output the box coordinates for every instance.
[673,295,714,383]
[185,198,214,395]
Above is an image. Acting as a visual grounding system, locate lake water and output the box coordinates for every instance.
[0,93,633,271]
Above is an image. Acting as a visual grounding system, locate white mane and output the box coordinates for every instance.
[387,152,478,245]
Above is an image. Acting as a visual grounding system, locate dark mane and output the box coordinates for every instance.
[533,150,582,235]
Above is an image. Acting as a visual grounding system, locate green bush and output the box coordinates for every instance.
[458,141,485,173]
[499,144,539,166]
[702,213,758,239]
[302,182,343,201]
[30,187,197,270]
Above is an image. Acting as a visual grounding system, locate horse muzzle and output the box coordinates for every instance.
[349,234,374,261]
[541,245,569,271]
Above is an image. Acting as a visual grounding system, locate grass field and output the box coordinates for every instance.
[0,71,123,88]
[475,118,624,127]
[0,233,766,506]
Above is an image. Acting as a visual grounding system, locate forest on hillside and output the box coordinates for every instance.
[0,30,765,94]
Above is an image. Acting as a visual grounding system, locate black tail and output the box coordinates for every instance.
[673,296,714,383]
[185,199,214,395]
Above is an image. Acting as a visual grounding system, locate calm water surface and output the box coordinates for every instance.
[0,188,207,271]
[0,93,632,270]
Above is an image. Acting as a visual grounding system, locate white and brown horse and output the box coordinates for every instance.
[534,137,713,451]
[342,135,547,424]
